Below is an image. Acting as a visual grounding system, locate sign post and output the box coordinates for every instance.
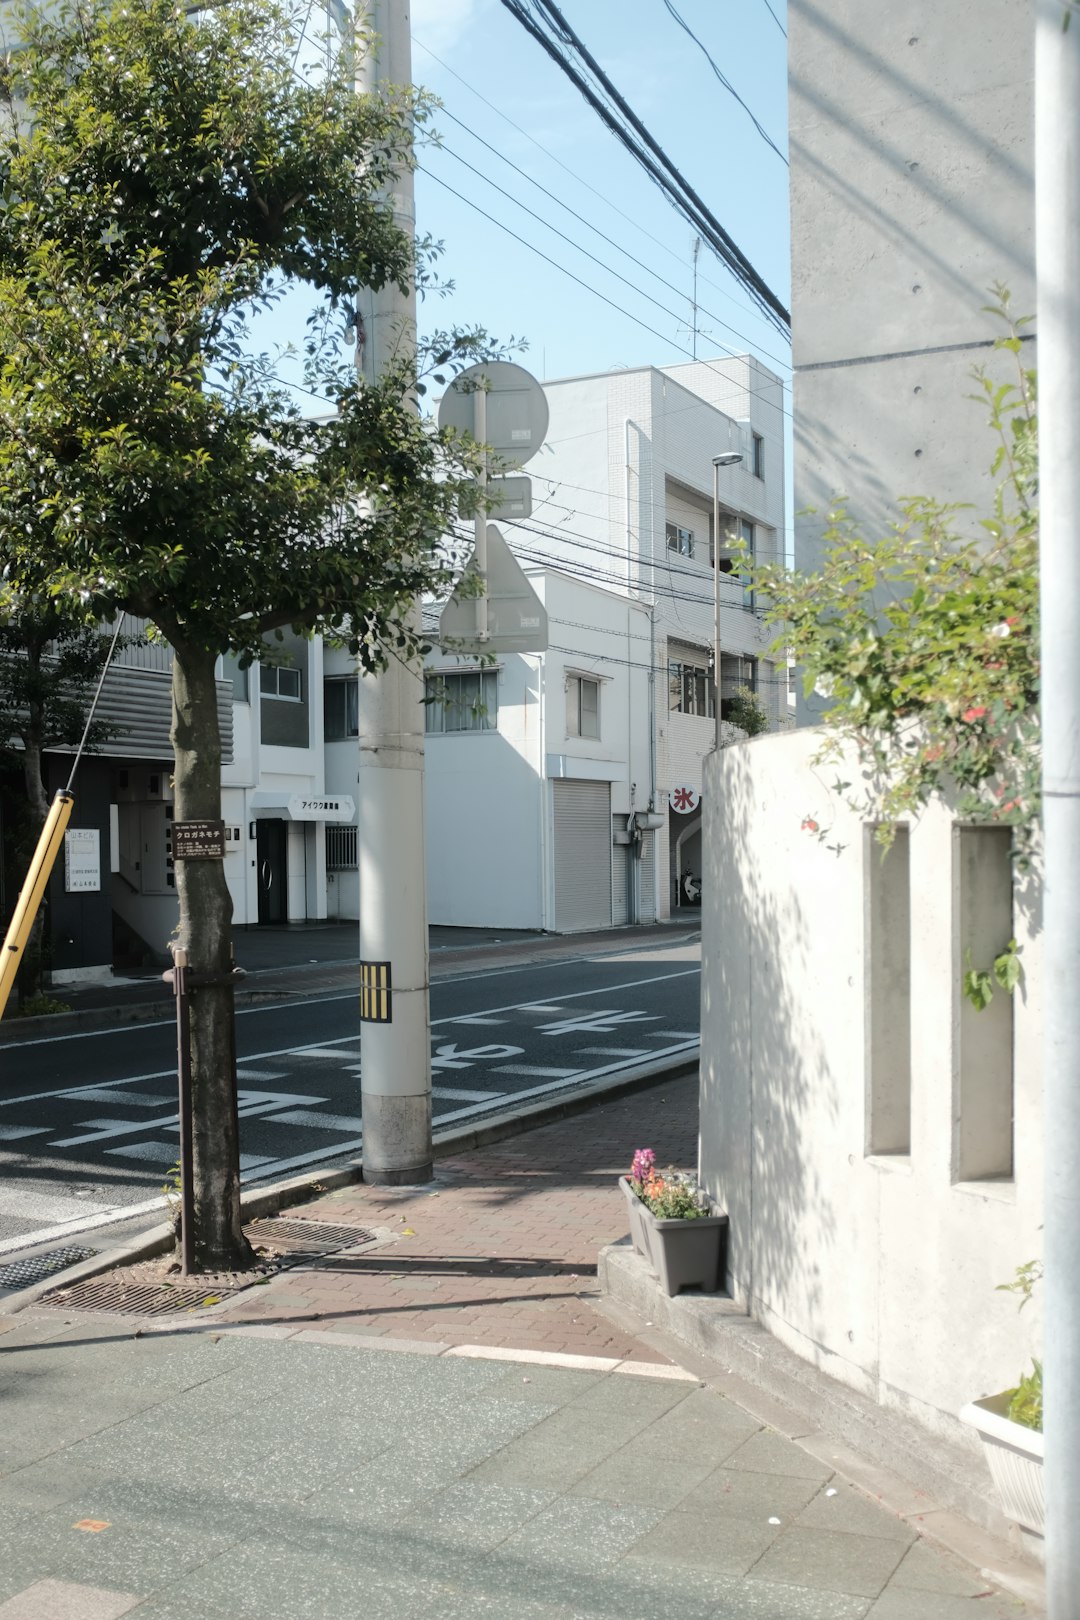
[438,361,550,656]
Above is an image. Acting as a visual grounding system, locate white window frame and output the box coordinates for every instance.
[665,521,694,558]
[424,668,498,734]
[566,673,601,740]
[668,658,715,719]
[324,677,359,740]
[261,664,302,702]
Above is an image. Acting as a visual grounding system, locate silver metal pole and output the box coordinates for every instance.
[1036,2,1080,1608]
[713,459,722,748]
[474,382,489,644]
[355,0,432,1184]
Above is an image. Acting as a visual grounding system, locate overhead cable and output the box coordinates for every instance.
[659,0,787,166]
[496,0,790,333]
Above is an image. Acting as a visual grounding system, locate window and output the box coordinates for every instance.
[752,431,765,479]
[324,678,359,740]
[567,674,600,739]
[220,651,249,701]
[425,669,497,733]
[719,654,756,721]
[666,521,694,558]
[261,663,302,701]
[668,660,714,719]
[741,518,756,607]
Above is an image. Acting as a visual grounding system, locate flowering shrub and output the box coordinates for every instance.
[628,1149,709,1220]
[744,290,1039,867]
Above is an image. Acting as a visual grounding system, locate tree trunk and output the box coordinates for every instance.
[171,639,254,1273]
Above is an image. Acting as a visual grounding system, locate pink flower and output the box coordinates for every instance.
[631,1148,656,1182]
[962,706,987,723]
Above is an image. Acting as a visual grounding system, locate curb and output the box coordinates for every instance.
[1,1051,699,1315]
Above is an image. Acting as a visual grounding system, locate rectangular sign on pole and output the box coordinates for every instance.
[64,827,101,893]
[173,820,227,860]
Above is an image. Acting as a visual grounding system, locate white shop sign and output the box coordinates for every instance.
[65,827,101,892]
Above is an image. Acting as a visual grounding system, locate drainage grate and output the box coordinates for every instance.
[40,1277,237,1317]
[0,1246,99,1291]
[244,1218,375,1256]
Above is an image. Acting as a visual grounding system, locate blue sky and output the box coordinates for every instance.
[269,0,791,407]
[407,0,791,382]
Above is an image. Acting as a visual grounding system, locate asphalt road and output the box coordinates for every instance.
[0,940,700,1258]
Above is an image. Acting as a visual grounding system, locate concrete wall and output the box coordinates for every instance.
[700,728,1043,1445]
[789,0,1034,585]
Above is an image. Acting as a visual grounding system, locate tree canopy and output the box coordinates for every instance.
[0,0,492,1269]
[753,297,1039,865]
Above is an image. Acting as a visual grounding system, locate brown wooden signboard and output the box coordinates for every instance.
[173,819,226,860]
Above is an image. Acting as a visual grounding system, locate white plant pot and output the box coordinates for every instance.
[960,1393,1044,1538]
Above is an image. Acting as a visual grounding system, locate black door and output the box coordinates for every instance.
[256,819,287,924]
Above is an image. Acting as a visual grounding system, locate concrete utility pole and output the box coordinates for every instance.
[354,0,432,1184]
[1035,2,1080,1609]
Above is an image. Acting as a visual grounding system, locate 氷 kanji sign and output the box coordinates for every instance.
[669,785,701,815]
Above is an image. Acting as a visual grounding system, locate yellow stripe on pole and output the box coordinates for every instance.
[0,789,75,1022]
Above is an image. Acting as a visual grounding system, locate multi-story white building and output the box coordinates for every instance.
[323,352,786,930]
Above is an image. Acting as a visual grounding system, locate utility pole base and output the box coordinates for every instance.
[361,1091,434,1185]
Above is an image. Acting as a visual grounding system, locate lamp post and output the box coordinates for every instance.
[712,452,743,747]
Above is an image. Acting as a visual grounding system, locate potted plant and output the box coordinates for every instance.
[619,1148,728,1297]
[959,1261,1044,1541]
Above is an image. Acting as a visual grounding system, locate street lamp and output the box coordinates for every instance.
[712,451,743,746]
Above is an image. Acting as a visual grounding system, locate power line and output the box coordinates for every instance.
[659,0,787,166]
[412,33,782,330]
[421,166,796,428]
[433,141,786,375]
[759,0,788,40]
[496,0,790,333]
[431,117,792,373]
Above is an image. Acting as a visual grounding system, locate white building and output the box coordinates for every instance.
[33,628,343,981]
[321,352,787,931]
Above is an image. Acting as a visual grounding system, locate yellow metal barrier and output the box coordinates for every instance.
[0,789,74,1021]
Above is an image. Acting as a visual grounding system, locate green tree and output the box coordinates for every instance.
[752,297,1038,863]
[0,0,487,1269]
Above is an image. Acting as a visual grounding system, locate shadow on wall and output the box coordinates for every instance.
[699,736,839,1347]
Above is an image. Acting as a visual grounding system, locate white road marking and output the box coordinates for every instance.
[540,1010,660,1036]
[0,1036,700,1256]
[448,1016,506,1026]
[0,1186,112,1222]
[431,1042,523,1071]
[106,1141,275,1170]
[644,1030,697,1040]
[0,960,701,1053]
[292,1046,361,1060]
[55,1088,175,1108]
[492,1065,580,1078]
[1,969,699,1106]
[0,1125,50,1140]
[235,1069,288,1082]
[261,1109,365,1133]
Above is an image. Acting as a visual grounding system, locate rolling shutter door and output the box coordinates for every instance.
[638,831,657,922]
[553,780,611,931]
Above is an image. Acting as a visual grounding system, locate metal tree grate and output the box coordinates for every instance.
[0,1246,99,1291]
[244,1219,375,1256]
[39,1276,238,1317]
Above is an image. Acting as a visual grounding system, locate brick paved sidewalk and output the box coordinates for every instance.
[214,1075,698,1363]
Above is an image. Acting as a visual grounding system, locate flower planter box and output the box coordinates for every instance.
[960,1393,1044,1538]
[619,1176,728,1297]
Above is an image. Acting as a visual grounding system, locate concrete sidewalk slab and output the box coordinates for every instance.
[0,1331,1033,1619]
